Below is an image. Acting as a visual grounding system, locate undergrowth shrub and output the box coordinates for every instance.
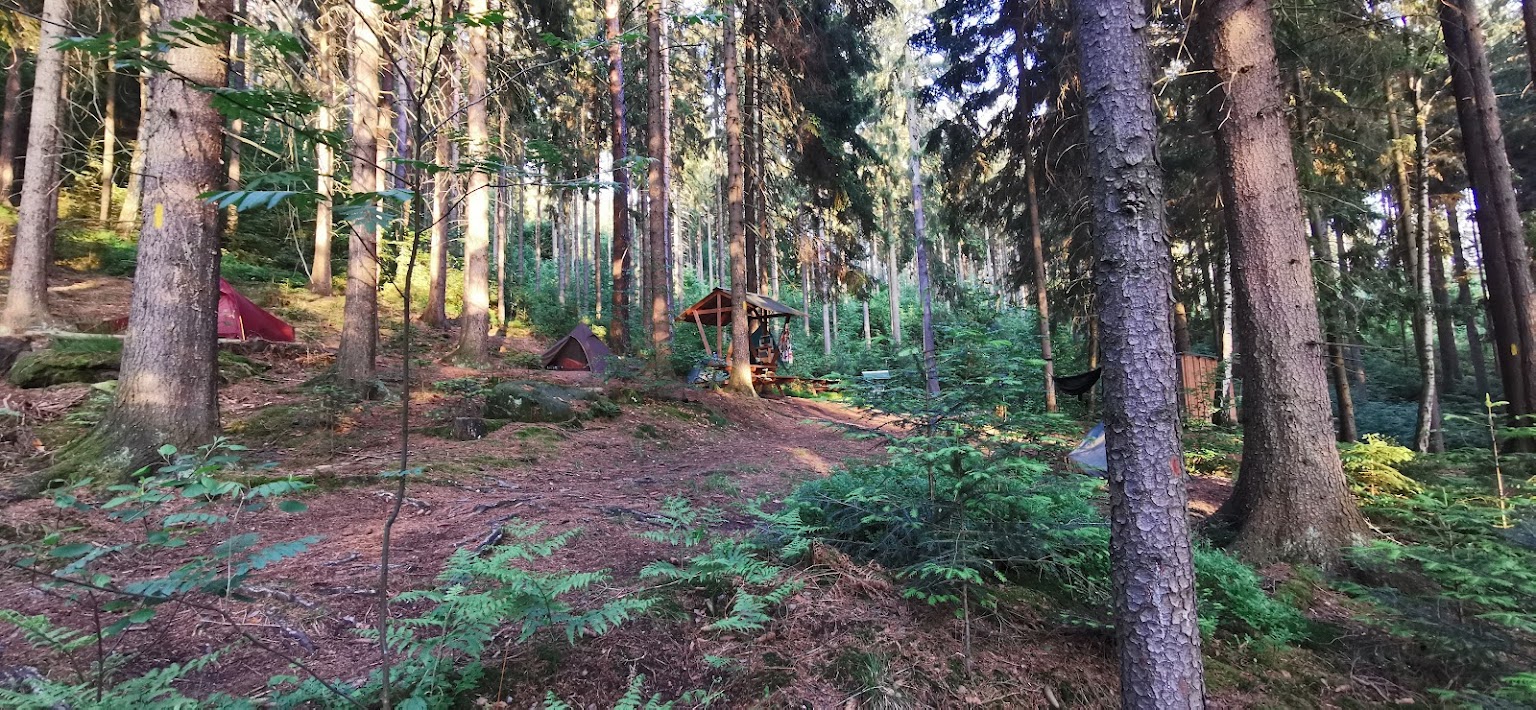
[276,522,653,709]
[759,430,1304,644]
[1342,463,1536,691]
[1339,434,1420,494]
[638,497,804,634]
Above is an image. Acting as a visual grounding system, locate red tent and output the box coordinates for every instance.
[216,280,295,342]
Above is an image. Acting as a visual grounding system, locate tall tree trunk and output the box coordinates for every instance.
[1200,0,1369,566]
[1430,213,1460,392]
[1440,0,1536,442]
[1409,75,1440,453]
[1214,236,1240,426]
[724,2,754,395]
[47,0,231,482]
[1523,0,1536,85]
[496,114,508,331]
[908,95,939,400]
[424,111,450,328]
[1310,209,1358,442]
[310,31,335,295]
[0,0,70,334]
[741,0,759,294]
[117,0,152,232]
[862,298,871,346]
[1027,150,1057,412]
[1449,201,1490,396]
[98,66,118,224]
[1070,0,1206,702]
[455,0,491,363]
[887,199,901,346]
[0,45,21,207]
[647,0,673,365]
[225,0,246,235]
[336,0,382,393]
[605,0,632,354]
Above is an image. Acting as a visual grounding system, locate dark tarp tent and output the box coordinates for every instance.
[541,323,613,374]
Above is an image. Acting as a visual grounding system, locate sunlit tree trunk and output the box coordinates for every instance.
[225,0,246,235]
[47,0,231,482]
[606,0,633,354]
[0,0,70,333]
[424,121,450,328]
[496,112,508,330]
[1071,0,1206,701]
[336,0,382,393]
[310,31,336,295]
[647,0,673,365]
[455,0,491,363]
[1200,0,1369,565]
[907,94,939,400]
[0,46,21,208]
[1214,237,1239,426]
[98,65,118,224]
[1027,150,1056,412]
[118,1,153,232]
[724,1,754,395]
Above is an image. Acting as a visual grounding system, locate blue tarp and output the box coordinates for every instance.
[1069,422,1107,475]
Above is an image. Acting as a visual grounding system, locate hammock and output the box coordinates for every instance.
[1053,368,1102,396]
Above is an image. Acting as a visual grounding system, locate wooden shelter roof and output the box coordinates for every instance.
[677,288,808,327]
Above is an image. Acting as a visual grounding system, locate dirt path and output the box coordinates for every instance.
[0,344,911,701]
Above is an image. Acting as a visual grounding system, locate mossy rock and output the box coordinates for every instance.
[484,381,580,422]
[7,349,120,388]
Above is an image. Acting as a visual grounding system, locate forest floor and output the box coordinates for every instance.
[0,271,1411,708]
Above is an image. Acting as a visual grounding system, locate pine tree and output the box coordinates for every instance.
[0,0,71,333]
[44,0,231,483]
[336,0,384,395]
[1198,0,1370,565]
[1070,0,1205,702]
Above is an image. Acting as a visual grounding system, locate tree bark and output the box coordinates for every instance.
[1430,212,1460,392]
[310,31,336,295]
[1214,239,1240,426]
[455,0,491,363]
[1070,0,1206,702]
[0,0,70,333]
[1200,0,1369,566]
[724,1,754,395]
[606,0,632,355]
[884,196,902,346]
[1523,0,1536,86]
[1027,149,1056,412]
[98,65,118,225]
[1439,0,1536,440]
[48,0,231,481]
[1310,211,1358,442]
[647,0,673,366]
[423,111,450,328]
[1449,201,1490,396]
[1409,74,1439,454]
[908,95,939,401]
[335,0,383,393]
[0,45,21,208]
[117,1,153,232]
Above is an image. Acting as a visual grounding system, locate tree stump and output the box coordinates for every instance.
[453,417,488,441]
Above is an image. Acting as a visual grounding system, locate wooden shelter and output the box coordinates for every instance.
[678,288,807,379]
